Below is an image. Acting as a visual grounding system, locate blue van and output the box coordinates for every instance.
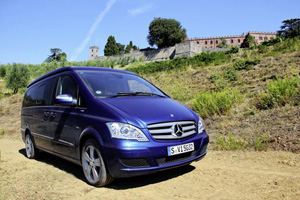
[21,67,209,186]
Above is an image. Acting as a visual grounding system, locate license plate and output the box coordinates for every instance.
[167,142,194,156]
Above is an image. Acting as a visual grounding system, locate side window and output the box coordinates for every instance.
[56,75,77,99]
[128,80,151,93]
[24,86,37,107]
[35,77,56,106]
[36,84,46,105]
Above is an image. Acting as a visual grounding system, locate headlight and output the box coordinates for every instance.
[106,122,149,142]
[198,117,205,134]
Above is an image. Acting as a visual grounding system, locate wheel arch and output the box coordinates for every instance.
[78,127,104,161]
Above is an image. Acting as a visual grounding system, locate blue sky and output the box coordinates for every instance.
[0,0,299,64]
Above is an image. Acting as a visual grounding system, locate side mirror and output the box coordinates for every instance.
[55,94,77,106]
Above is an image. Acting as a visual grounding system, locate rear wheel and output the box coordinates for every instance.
[81,139,114,186]
[25,134,38,159]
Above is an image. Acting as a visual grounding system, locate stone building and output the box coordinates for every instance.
[89,31,277,61]
[187,31,277,48]
[89,41,202,61]
[89,46,99,60]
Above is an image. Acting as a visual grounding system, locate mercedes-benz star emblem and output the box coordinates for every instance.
[172,124,183,137]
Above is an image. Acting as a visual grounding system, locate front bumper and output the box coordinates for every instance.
[102,132,209,178]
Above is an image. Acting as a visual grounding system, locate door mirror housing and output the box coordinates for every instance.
[55,94,77,106]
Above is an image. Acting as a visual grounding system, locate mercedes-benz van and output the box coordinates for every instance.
[21,67,209,186]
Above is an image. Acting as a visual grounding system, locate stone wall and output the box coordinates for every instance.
[90,41,203,62]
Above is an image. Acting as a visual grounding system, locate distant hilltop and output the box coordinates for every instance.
[89,31,276,61]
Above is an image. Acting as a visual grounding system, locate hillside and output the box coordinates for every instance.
[0,39,300,152]
[139,51,300,152]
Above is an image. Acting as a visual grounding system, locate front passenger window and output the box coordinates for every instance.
[56,76,77,100]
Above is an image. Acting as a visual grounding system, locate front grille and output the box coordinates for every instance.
[120,158,149,167]
[157,151,197,165]
[147,121,196,140]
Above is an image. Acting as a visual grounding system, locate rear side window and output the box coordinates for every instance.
[24,86,37,107]
[23,77,56,107]
[36,77,56,106]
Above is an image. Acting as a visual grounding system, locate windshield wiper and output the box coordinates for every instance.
[110,92,166,98]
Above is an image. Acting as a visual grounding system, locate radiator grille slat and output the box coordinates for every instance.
[148,121,196,140]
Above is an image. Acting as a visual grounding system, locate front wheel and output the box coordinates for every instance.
[81,139,114,186]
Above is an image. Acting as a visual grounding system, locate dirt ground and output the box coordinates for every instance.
[0,138,299,200]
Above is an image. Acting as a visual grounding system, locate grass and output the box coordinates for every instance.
[215,132,269,151]
[256,76,300,109]
[192,89,242,118]
[128,51,231,74]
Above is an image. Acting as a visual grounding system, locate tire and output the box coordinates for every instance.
[25,134,38,159]
[81,139,114,186]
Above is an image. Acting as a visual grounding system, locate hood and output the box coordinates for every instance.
[99,97,197,128]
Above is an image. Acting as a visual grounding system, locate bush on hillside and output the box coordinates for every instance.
[233,59,260,70]
[5,64,30,93]
[0,65,6,78]
[226,46,239,54]
[261,37,282,46]
[223,67,238,81]
[269,37,300,54]
[258,45,269,54]
[192,89,242,118]
[256,77,300,110]
[128,51,230,75]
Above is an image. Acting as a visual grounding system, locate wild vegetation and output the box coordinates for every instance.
[132,37,300,152]
[1,18,300,152]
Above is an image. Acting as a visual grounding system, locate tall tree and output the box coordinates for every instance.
[45,48,67,63]
[5,64,30,93]
[277,18,300,39]
[117,43,125,55]
[125,41,138,53]
[104,36,119,56]
[125,41,133,54]
[241,34,256,48]
[147,18,187,48]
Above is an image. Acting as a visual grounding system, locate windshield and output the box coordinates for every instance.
[77,71,166,98]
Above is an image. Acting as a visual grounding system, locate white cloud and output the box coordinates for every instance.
[70,0,117,61]
[128,3,153,16]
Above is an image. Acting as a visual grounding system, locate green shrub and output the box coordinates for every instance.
[226,46,239,54]
[5,64,30,93]
[258,45,269,53]
[0,65,6,78]
[210,67,237,90]
[261,37,282,46]
[269,37,300,55]
[256,77,300,109]
[223,67,238,81]
[233,59,260,70]
[128,51,231,75]
[192,89,242,118]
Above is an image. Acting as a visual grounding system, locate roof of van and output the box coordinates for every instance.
[27,66,137,88]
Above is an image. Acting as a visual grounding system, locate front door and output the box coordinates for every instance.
[50,74,77,160]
